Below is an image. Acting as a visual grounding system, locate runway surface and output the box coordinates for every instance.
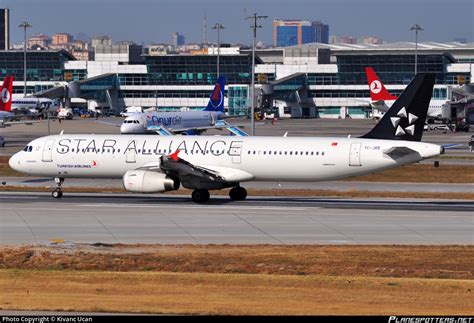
[1,192,473,245]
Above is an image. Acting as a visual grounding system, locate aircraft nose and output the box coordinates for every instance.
[9,153,21,172]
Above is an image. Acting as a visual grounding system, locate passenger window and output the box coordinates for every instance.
[322,152,325,156]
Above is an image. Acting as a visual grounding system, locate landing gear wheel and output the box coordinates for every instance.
[192,189,210,203]
[52,177,64,199]
[229,187,247,201]
[52,189,63,199]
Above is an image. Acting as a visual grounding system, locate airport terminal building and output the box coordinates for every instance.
[0,41,473,119]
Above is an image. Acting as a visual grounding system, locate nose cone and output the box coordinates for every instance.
[9,153,20,172]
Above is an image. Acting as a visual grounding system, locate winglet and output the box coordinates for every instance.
[169,149,180,161]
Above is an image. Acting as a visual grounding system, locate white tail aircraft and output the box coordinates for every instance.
[9,74,443,203]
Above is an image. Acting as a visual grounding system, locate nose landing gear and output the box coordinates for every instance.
[52,177,64,198]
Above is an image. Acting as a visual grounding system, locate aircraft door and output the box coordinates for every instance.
[349,143,362,166]
[125,140,136,163]
[229,141,243,164]
[42,139,55,162]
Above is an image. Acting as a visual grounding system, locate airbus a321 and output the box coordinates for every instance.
[9,73,443,203]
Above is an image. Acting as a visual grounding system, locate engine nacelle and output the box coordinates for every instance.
[123,170,179,193]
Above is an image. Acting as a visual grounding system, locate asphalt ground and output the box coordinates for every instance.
[1,192,473,245]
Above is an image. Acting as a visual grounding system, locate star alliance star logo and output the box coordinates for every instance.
[390,107,418,136]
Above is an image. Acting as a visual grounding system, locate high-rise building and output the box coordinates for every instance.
[273,18,329,47]
[172,32,185,46]
[311,21,329,44]
[0,8,9,50]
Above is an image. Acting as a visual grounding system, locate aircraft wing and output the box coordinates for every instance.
[139,150,254,184]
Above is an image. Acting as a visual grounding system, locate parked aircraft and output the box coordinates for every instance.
[0,76,51,128]
[366,67,445,123]
[9,74,443,203]
[119,76,247,136]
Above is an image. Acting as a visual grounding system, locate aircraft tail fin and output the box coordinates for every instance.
[203,76,226,112]
[366,67,398,101]
[361,73,435,142]
[0,76,13,112]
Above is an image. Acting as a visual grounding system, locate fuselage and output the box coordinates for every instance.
[9,134,442,183]
[11,95,55,113]
[372,99,445,119]
[120,111,225,134]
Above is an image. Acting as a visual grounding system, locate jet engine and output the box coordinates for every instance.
[123,170,179,193]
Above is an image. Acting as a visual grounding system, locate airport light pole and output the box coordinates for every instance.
[245,13,267,136]
[19,21,32,97]
[410,24,423,76]
[211,23,224,78]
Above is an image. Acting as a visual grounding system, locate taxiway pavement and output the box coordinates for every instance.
[1,192,472,245]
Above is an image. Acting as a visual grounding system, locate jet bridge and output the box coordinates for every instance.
[33,73,120,114]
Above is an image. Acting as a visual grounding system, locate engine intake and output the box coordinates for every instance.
[123,170,179,193]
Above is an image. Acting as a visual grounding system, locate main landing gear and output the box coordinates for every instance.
[192,189,210,203]
[52,177,64,199]
[229,186,247,201]
[190,186,248,203]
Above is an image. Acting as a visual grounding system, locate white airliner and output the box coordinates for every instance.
[1,76,55,115]
[366,67,445,123]
[9,74,443,203]
[119,76,247,136]
[0,76,51,128]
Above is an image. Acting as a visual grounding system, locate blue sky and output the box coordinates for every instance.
[4,0,473,45]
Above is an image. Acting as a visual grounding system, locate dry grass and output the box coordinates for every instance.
[1,245,473,315]
[349,164,474,183]
[1,245,473,279]
[1,269,473,315]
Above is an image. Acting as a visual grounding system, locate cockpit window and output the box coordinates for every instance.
[23,145,33,152]
[28,146,33,152]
